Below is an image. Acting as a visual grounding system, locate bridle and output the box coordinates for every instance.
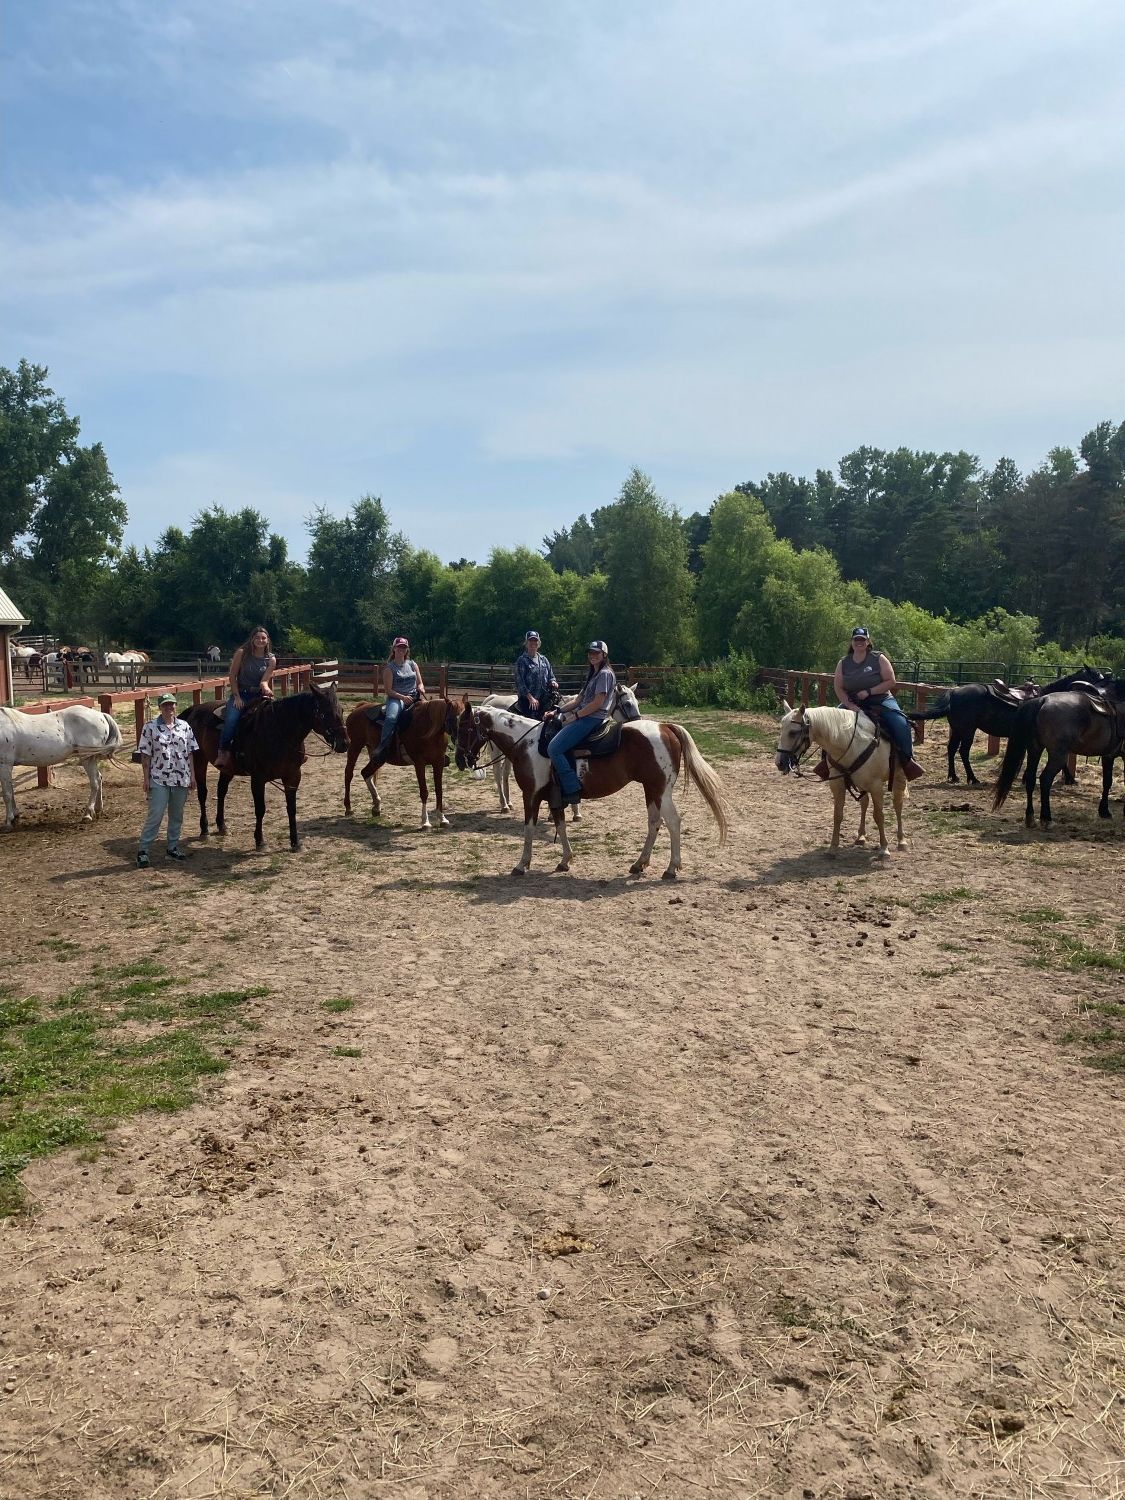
[779,710,876,800]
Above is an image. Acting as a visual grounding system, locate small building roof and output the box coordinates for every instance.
[0,585,30,629]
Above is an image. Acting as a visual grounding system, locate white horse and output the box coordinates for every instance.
[775,702,908,855]
[0,705,124,828]
[476,683,643,818]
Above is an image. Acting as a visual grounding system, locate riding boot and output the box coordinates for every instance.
[902,759,925,782]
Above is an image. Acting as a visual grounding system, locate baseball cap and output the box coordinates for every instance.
[525,630,541,641]
[157,691,177,705]
[587,639,609,655]
[851,626,870,640]
[392,636,410,648]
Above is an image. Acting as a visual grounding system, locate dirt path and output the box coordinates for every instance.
[1,719,1122,1499]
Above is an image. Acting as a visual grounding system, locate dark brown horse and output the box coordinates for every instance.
[342,696,460,829]
[182,682,348,850]
[993,685,1125,825]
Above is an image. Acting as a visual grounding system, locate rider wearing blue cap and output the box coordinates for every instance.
[547,641,616,807]
[834,627,924,780]
[514,630,557,720]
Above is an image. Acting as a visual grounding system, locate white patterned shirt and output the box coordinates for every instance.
[139,717,199,787]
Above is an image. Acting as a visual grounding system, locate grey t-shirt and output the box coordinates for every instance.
[839,650,888,701]
[577,667,616,723]
[388,659,418,699]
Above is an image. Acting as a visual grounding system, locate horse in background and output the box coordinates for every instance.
[182,680,348,850]
[775,702,909,855]
[907,668,1111,783]
[343,696,460,829]
[993,683,1125,825]
[0,705,123,828]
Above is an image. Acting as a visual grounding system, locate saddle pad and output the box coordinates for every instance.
[576,720,622,758]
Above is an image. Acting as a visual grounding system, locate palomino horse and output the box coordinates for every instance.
[472,684,643,818]
[775,702,908,855]
[343,696,460,830]
[0,705,123,828]
[993,684,1124,825]
[182,681,348,850]
[460,700,727,878]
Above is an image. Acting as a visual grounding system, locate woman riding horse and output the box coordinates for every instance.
[216,626,276,771]
[370,637,426,769]
[834,627,923,781]
[546,640,616,808]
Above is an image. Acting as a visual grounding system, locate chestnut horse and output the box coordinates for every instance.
[182,682,348,851]
[459,700,727,878]
[343,696,460,829]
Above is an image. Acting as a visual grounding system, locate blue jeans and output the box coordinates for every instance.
[139,784,189,853]
[220,689,260,750]
[548,716,600,796]
[873,696,914,762]
[378,697,403,750]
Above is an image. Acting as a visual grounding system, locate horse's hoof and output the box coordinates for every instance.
[439,816,450,828]
[875,846,890,857]
[571,810,582,822]
[897,840,908,851]
[853,835,866,846]
[1098,807,1111,819]
[629,861,645,876]
[510,865,527,877]
[661,867,677,881]
[554,861,570,873]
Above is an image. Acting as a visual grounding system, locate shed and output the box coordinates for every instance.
[0,585,31,706]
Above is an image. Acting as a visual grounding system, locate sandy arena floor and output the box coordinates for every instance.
[1,714,1123,1500]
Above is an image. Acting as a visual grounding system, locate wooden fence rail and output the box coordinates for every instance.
[19,665,313,789]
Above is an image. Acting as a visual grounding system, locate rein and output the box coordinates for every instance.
[471,713,543,770]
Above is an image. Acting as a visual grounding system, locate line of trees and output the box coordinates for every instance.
[2,361,1123,674]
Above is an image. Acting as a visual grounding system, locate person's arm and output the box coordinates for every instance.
[515,655,529,696]
[229,648,244,707]
[259,653,277,697]
[414,663,426,696]
[139,725,152,795]
[383,665,395,700]
[187,730,198,791]
[575,692,607,718]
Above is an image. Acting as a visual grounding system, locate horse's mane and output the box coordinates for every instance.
[804,705,876,757]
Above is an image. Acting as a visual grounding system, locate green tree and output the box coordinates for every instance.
[303,497,404,657]
[599,469,695,663]
[0,361,81,561]
[697,490,778,657]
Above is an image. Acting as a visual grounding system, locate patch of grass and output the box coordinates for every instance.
[332,1046,362,1059]
[1016,907,1066,925]
[0,966,270,1213]
[923,810,975,836]
[654,711,777,762]
[1026,925,1125,976]
[38,937,81,962]
[911,886,980,913]
[321,998,355,1014]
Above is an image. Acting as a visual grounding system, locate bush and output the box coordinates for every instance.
[286,627,329,660]
[647,653,776,710]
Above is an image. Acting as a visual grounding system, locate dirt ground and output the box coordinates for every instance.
[1,714,1123,1500]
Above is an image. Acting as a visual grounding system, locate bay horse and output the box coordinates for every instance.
[0,704,123,828]
[342,696,460,829]
[907,668,1110,784]
[993,684,1124,825]
[182,681,348,850]
[775,702,908,855]
[459,700,727,878]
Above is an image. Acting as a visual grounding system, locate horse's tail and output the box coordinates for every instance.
[992,698,1042,810]
[102,712,124,756]
[667,724,729,844]
[906,692,951,722]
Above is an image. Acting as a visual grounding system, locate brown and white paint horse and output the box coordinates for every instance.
[462,700,728,878]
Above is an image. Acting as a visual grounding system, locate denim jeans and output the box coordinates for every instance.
[379,697,402,750]
[219,689,259,750]
[873,696,914,762]
[548,716,600,796]
[139,783,190,853]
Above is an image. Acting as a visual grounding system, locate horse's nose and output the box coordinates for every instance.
[774,752,791,774]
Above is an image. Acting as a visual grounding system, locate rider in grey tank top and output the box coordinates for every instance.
[238,653,271,695]
[387,659,418,699]
[839,649,889,701]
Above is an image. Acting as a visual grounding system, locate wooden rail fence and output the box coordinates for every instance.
[19,665,313,789]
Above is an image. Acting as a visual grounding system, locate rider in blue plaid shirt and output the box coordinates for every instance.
[514,631,557,720]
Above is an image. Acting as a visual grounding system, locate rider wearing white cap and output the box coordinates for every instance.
[547,641,616,807]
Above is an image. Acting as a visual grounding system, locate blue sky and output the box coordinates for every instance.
[4,1,1124,563]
